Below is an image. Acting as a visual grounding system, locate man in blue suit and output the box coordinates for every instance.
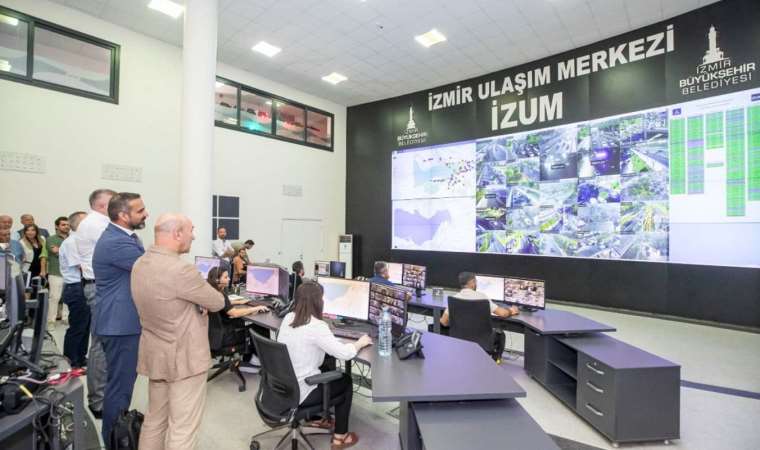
[92,192,148,445]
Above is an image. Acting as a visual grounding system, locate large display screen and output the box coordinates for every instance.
[392,88,760,267]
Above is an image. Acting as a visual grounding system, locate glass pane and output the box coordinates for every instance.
[32,26,112,96]
[307,110,332,147]
[276,101,305,141]
[0,13,28,76]
[215,80,238,125]
[240,90,272,133]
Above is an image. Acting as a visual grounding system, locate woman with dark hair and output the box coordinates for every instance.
[207,266,269,366]
[20,224,48,278]
[277,281,372,449]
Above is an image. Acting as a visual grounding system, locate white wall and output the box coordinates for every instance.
[0,0,346,263]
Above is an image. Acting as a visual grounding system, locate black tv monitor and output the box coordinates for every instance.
[475,274,505,301]
[329,261,346,278]
[314,260,330,277]
[7,274,26,328]
[29,290,49,366]
[504,277,545,310]
[317,277,370,321]
[402,264,427,289]
[368,282,411,338]
[246,264,289,299]
[195,256,221,281]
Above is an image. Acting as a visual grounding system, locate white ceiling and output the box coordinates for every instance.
[49,0,721,106]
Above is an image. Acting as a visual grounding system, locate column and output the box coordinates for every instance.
[180,0,218,257]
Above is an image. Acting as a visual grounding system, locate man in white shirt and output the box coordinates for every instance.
[60,211,90,368]
[74,188,115,419]
[211,227,234,258]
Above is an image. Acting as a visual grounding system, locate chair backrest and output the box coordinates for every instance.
[447,296,494,353]
[251,331,301,424]
[207,311,225,352]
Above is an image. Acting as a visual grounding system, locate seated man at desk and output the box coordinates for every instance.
[278,281,372,449]
[367,261,393,286]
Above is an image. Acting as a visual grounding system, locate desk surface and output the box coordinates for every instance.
[244,313,526,403]
[557,333,679,370]
[413,399,559,450]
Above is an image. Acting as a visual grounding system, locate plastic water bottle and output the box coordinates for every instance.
[378,306,392,357]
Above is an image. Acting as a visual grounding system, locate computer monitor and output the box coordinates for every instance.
[29,290,49,366]
[329,261,346,278]
[475,274,505,301]
[402,264,426,289]
[195,256,221,281]
[504,277,545,310]
[314,260,330,277]
[246,264,289,299]
[0,250,8,292]
[368,282,411,338]
[317,277,370,321]
[375,261,403,285]
[7,274,26,328]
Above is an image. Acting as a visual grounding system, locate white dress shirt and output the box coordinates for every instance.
[211,238,233,258]
[75,210,110,280]
[59,232,82,284]
[277,312,358,403]
[456,287,498,314]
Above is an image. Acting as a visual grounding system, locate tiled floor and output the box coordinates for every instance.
[50,302,760,450]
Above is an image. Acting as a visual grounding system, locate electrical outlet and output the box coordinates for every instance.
[102,164,143,183]
[0,151,46,173]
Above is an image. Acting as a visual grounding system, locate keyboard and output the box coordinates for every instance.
[331,328,365,340]
[246,299,272,308]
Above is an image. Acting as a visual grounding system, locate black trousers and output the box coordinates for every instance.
[300,372,353,434]
[61,282,90,367]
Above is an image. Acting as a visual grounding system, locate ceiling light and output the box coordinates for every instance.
[0,15,19,26]
[148,0,184,19]
[415,28,446,48]
[322,72,348,85]
[252,41,281,58]
[0,59,11,72]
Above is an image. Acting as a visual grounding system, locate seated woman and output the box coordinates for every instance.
[207,267,269,365]
[278,281,372,450]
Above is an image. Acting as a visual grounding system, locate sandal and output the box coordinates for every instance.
[306,417,334,430]
[331,432,359,449]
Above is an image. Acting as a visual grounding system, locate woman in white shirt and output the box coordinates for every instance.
[278,281,372,449]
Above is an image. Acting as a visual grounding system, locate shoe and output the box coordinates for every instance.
[88,406,103,419]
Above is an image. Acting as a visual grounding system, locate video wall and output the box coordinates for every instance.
[392,88,760,268]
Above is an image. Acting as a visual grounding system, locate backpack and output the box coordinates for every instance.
[109,409,144,450]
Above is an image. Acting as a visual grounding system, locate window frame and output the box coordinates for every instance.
[0,5,120,104]
[214,75,334,152]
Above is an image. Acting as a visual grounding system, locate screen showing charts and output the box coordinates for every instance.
[369,283,411,336]
[246,265,280,296]
[391,87,760,268]
[402,264,426,289]
[314,261,330,277]
[475,275,505,301]
[318,277,370,321]
[195,256,220,281]
[504,278,545,309]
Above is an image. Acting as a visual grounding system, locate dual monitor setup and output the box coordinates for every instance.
[314,260,346,279]
[194,256,290,300]
[377,261,428,290]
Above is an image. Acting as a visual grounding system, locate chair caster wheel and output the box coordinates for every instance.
[250,440,260,450]
[239,385,246,392]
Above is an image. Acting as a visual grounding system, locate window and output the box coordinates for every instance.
[214,76,334,151]
[0,12,28,76]
[307,109,332,147]
[215,81,238,125]
[240,89,272,133]
[275,101,306,141]
[0,6,119,103]
[212,195,240,240]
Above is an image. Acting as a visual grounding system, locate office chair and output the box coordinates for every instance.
[249,332,345,450]
[207,310,250,392]
[447,296,504,362]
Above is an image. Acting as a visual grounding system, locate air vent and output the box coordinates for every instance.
[0,151,46,174]
[102,164,143,183]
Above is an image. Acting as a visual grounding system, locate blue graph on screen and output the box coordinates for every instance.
[393,208,452,246]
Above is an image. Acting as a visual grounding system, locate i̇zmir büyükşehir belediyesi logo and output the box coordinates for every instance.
[679,25,756,96]
[397,105,428,147]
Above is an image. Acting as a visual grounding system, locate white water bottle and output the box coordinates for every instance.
[378,306,392,357]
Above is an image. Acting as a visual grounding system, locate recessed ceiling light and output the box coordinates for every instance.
[0,15,19,26]
[322,72,348,85]
[0,59,11,72]
[415,28,446,48]
[252,41,282,58]
[148,0,184,19]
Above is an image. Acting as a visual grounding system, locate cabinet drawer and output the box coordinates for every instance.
[578,378,615,415]
[578,399,615,437]
[578,353,615,392]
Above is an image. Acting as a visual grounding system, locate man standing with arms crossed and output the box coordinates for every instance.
[75,189,116,419]
[92,193,148,445]
[132,213,224,449]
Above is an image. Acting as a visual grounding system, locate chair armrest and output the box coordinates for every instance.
[305,370,342,386]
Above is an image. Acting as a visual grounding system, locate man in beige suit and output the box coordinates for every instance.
[131,213,225,450]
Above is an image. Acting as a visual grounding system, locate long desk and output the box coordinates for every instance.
[243,312,543,450]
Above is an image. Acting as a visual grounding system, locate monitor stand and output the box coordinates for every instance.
[415,288,423,298]
[519,306,539,313]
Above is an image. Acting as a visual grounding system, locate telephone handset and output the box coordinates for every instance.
[394,330,424,360]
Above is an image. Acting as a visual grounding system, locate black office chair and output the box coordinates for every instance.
[447,296,504,362]
[249,331,344,450]
[207,311,250,392]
